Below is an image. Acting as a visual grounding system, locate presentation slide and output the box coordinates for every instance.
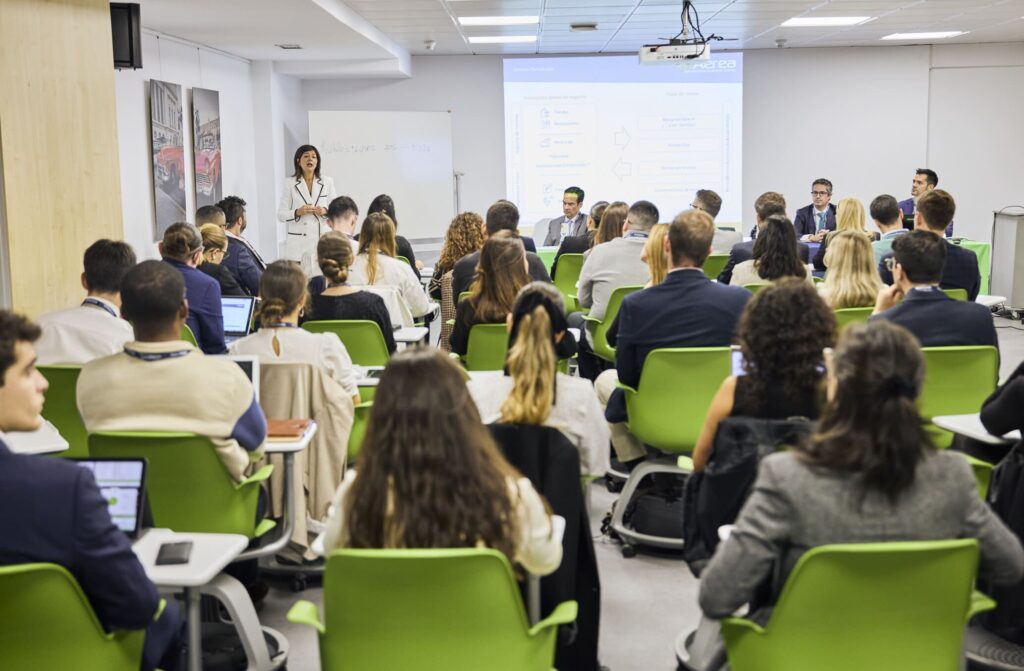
[504,53,742,231]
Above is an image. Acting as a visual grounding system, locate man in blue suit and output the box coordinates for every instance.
[899,168,954,236]
[0,310,182,670]
[217,195,265,297]
[871,230,997,350]
[595,209,750,466]
[792,178,837,241]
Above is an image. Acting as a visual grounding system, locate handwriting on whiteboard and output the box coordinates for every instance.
[321,141,433,154]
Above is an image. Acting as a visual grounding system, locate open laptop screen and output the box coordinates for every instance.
[70,458,147,539]
[222,296,256,336]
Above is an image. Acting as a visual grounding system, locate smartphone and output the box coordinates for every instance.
[155,541,193,566]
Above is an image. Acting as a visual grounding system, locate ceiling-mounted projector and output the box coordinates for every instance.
[639,41,711,64]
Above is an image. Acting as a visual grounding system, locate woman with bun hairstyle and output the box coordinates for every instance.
[160,221,226,354]
[198,223,247,297]
[310,232,396,354]
[277,144,337,264]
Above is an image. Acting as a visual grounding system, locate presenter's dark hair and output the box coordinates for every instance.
[0,311,41,385]
[292,144,321,179]
[368,194,398,228]
[754,192,786,221]
[485,200,520,236]
[83,240,137,294]
[627,200,660,232]
[694,189,723,219]
[870,195,901,225]
[668,209,715,267]
[216,196,246,227]
[915,189,956,232]
[812,178,833,194]
[160,223,203,263]
[327,196,359,221]
[195,205,224,226]
[916,168,938,187]
[121,260,185,326]
[564,186,584,204]
[892,230,946,284]
[753,215,806,281]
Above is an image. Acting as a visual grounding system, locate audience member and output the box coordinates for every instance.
[900,168,953,236]
[793,178,837,241]
[718,192,809,285]
[820,230,883,309]
[35,239,136,364]
[981,359,1024,448]
[879,189,980,300]
[692,280,833,471]
[367,193,420,277]
[452,201,551,299]
[729,215,811,287]
[302,196,360,278]
[543,186,587,246]
[467,282,611,477]
[590,201,629,251]
[596,209,750,466]
[159,222,226,354]
[0,310,183,671]
[349,212,432,321]
[870,194,908,265]
[550,200,608,277]
[694,189,740,254]
[230,260,359,404]
[812,197,876,271]
[217,196,266,296]
[78,260,265,482]
[449,234,530,357]
[310,233,396,354]
[195,204,225,228]
[871,231,997,348]
[429,212,485,300]
[322,348,562,577]
[642,223,670,287]
[198,223,246,297]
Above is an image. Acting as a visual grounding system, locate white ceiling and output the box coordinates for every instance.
[137,0,1024,76]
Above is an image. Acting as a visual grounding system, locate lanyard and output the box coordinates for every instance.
[124,347,192,362]
[81,298,118,319]
[623,231,649,240]
[268,322,298,329]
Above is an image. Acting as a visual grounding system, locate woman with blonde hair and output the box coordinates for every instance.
[197,223,247,297]
[349,212,431,320]
[466,282,610,477]
[820,230,883,309]
[813,197,877,270]
[641,223,670,287]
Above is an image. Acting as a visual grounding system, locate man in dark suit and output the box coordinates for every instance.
[542,186,587,246]
[792,178,837,241]
[452,200,551,299]
[595,209,750,466]
[878,189,980,300]
[871,231,997,350]
[0,310,182,670]
[718,192,809,285]
[217,195,265,297]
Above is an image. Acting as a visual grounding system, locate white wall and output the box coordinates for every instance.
[114,31,261,258]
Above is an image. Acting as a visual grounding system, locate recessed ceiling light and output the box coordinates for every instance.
[458,16,539,26]
[275,44,303,50]
[781,16,872,27]
[881,31,966,40]
[468,35,538,44]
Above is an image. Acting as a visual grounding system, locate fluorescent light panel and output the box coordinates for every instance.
[881,31,966,40]
[781,16,872,27]
[458,16,539,26]
[468,35,537,44]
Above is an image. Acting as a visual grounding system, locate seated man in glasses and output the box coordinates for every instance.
[793,178,837,242]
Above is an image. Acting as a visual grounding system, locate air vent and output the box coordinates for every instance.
[275,44,303,50]
[570,23,598,32]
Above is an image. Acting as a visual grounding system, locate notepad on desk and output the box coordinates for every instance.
[266,419,313,441]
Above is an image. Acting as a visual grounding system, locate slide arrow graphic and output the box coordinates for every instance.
[614,126,631,148]
[612,158,633,181]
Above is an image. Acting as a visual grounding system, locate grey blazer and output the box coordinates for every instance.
[543,215,587,246]
[699,451,1024,620]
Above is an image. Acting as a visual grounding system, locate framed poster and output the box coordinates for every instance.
[149,79,185,239]
[192,87,222,207]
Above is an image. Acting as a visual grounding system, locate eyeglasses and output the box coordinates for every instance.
[811,191,831,197]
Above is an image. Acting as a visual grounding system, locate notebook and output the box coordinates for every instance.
[70,458,147,539]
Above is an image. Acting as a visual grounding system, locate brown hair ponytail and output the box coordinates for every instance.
[318,232,352,286]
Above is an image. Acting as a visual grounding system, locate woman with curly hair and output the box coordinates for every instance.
[430,212,485,299]
[691,278,836,471]
[729,215,812,287]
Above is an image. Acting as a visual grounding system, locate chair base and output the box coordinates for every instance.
[674,628,699,671]
[966,624,1024,670]
[608,455,691,553]
[202,573,289,670]
[260,555,323,593]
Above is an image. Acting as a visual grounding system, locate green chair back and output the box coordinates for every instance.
[553,253,585,312]
[347,402,372,463]
[582,285,643,362]
[701,253,729,280]
[38,365,88,458]
[622,347,731,453]
[743,283,771,294]
[458,291,474,303]
[293,549,575,671]
[0,563,145,671]
[397,255,411,267]
[920,346,998,448]
[721,540,992,671]
[88,432,274,538]
[964,454,994,500]
[812,275,826,286]
[833,307,874,331]
[943,288,969,301]
[181,324,198,347]
[302,320,390,367]
[464,323,510,371]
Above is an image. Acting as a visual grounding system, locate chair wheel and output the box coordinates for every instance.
[291,575,308,592]
[605,475,623,493]
[621,543,637,558]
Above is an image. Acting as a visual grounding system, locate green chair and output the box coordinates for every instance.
[0,563,146,671]
[37,365,88,458]
[347,401,372,463]
[581,285,643,362]
[397,255,412,267]
[88,432,275,540]
[552,253,585,312]
[833,307,874,330]
[302,320,390,367]
[536,248,557,273]
[920,346,999,448]
[701,253,729,280]
[464,323,510,371]
[812,275,826,286]
[720,540,995,671]
[743,283,771,294]
[458,291,474,303]
[181,324,198,347]
[963,454,995,500]
[943,288,969,301]
[287,548,577,671]
[610,347,732,554]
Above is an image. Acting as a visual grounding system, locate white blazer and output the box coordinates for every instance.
[277,175,337,263]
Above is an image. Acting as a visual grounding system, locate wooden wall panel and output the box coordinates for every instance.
[0,0,124,317]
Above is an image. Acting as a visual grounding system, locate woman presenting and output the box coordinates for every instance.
[277,144,337,265]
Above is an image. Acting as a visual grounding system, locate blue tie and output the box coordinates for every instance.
[817,212,826,231]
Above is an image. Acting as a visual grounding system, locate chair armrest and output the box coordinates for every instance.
[580,315,601,326]
[236,463,274,490]
[287,600,325,634]
[677,456,694,471]
[968,590,997,620]
[721,616,766,637]
[528,600,578,637]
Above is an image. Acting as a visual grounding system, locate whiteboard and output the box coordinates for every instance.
[308,111,455,241]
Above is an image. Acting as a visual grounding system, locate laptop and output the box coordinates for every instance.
[222,354,260,400]
[70,458,148,539]
[222,296,256,344]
